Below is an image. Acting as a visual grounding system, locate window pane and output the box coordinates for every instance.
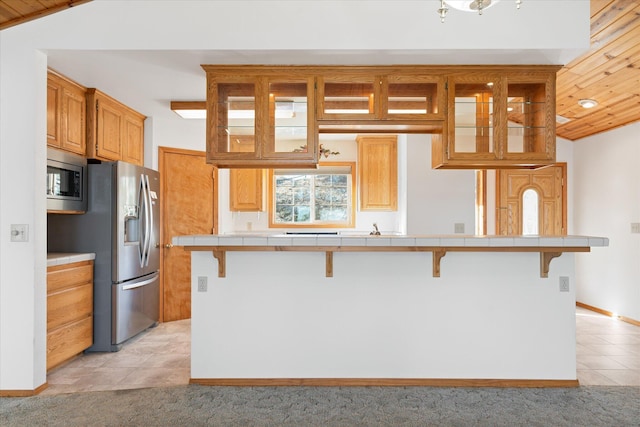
[276,205,293,222]
[293,206,310,222]
[276,186,293,205]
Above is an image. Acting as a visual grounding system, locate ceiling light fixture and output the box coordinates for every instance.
[171,101,206,119]
[578,99,598,109]
[438,0,522,23]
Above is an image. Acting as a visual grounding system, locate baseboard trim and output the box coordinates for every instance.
[190,378,579,388]
[577,301,640,327]
[0,382,48,397]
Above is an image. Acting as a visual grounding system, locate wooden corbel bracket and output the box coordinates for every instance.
[212,250,226,278]
[433,250,447,278]
[540,251,562,278]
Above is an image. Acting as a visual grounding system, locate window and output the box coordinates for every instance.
[269,162,356,228]
[522,188,539,235]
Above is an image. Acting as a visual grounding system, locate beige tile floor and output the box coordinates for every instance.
[42,306,639,395]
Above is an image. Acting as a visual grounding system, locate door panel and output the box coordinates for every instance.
[160,147,216,322]
[497,164,566,235]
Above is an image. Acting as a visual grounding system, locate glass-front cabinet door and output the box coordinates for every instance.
[503,73,554,162]
[383,75,444,120]
[262,77,316,161]
[210,77,258,160]
[317,75,379,120]
[446,75,500,162]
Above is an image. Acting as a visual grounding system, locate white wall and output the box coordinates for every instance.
[0,0,590,390]
[573,123,640,321]
[191,250,578,380]
[407,134,476,235]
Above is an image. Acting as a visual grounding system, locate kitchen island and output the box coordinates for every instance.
[174,234,608,387]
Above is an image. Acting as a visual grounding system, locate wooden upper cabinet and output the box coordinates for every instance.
[203,66,317,168]
[432,66,559,169]
[86,88,146,165]
[357,135,398,211]
[47,70,86,156]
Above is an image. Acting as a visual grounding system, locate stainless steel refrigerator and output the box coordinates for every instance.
[48,161,160,352]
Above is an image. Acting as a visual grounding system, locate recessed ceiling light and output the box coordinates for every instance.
[578,99,598,109]
[556,115,571,124]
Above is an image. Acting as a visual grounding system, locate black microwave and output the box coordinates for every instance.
[47,148,88,213]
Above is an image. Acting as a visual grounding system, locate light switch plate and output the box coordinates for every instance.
[10,224,28,242]
[454,223,465,234]
[559,276,570,292]
[631,223,640,233]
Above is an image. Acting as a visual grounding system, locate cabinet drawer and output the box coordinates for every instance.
[48,261,93,293]
[47,316,93,370]
[47,283,93,331]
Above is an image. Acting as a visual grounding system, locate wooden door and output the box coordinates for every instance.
[159,147,217,322]
[496,164,566,235]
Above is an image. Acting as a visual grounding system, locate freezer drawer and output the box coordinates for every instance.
[112,272,159,345]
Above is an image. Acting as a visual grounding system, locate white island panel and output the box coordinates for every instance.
[190,250,577,381]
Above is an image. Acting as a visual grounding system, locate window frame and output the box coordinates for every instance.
[268,161,356,228]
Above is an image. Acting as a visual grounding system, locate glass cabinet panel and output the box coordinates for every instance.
[216,82,257,155]
[267,81,310,156]
[386,78,440,117]
[506,82,547,155]
[452,82,495,155]
[319,77,377,118]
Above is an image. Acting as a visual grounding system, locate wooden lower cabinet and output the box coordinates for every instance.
[47,260,94,371]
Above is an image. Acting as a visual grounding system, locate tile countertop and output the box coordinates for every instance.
[47,252,96,267]
[172,234,610,248]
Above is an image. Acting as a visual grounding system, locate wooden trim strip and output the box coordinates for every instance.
[185,245,590,279]
[190,378,579,388]
[0,382,48,397]
[577,301,640,327]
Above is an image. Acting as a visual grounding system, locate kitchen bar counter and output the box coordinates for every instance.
[176,234,608,386]
[174,234,608,278]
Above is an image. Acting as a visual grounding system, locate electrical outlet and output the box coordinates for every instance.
[454,223,465,234]
[197,276,208,292]
[559,276,570,292]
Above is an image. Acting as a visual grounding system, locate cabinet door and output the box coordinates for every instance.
[357,135,398,211]
[122,113,145,165]
[47,79,61,147]
[317,75,379,120]
[502,73,555,162]
[60,84,86,155]
[262,77,317,162]
[383,75,444,120]
[230,169,265,211]
[210,77,259,161]
[95,95,124,161]
[446,74,501,162]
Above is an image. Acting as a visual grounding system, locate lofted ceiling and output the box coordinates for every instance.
[1,0,639,141]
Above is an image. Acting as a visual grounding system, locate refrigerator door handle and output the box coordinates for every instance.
[122,274,158,290]
[139,173,152,268]
[144,174,153,266]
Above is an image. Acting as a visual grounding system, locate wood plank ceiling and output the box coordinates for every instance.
[0,0,638,141]
[556,0,640,140]
[0,0,90,30]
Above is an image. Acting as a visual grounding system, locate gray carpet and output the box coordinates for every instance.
[1,385,639,426]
